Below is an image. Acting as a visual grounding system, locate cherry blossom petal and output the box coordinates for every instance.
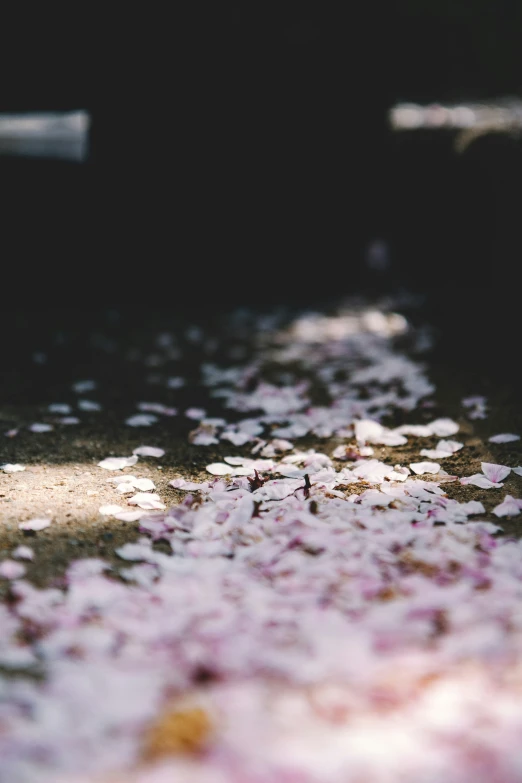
[0,560,26,579]
[125,414,158,427]
[489,433,520,443]
[127,493,166,510]
[426,418,459,437]
[18,517,51,531]
[460,474,503,489]
[48,403,72,414]
[132,446,165,458]
[493,495,522,517]
[481,462,511,483]
[78,399,102,411]
[99,505,125,516]
[97,456,138,471]
[1,463,25,472]
[206,463,234,476]
[409,462,441,475]
[113,510,146,522]
[29,422,53,433]
[12,546,34,560]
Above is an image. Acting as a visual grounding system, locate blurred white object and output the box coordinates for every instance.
[389,98,522,152]
[0,110,90,161]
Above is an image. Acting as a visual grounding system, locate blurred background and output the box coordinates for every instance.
[0,2,520,326]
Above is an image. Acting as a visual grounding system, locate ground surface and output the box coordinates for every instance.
[1,292,522,782]
[2,295,521,589]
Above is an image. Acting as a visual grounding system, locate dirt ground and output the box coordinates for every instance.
[1,297,521,591]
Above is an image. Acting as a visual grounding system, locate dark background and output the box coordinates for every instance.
[0,2,521,325]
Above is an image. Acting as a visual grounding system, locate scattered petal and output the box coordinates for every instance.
[78,399,102,412]
[489,433,520,444]
[12,546,34,560]
[206,463,234,476]
[29,423,53,433]
[185,408,207,420]
[99,504,125,516]
[0,560,26,580]
[512,467,522,477]
[125,414,158,427]
[97,456,138,471]
[409,461,441,475]
[1,463,25,473]
[493,495,522,517]
[138,402,178,416]
[127,493,166,510]
[58,416,80,425]
[426,418,459,437]
[481,463,511,484]
[18,517,51,531]
[113,510,145,522]
[460,474,503,489]
[48,403,72,414]
[132,446,165,458]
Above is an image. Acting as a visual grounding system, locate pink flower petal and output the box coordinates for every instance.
[12,546,34,560]
[409,461,440,475]
[0,560,26,579]
[489,433,520,444]
[132,446,165,458]
[481,462,511,484]
[493,495,522,517]
[18,517,51,531]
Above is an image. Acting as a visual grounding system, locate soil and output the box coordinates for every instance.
[1,297,521,591]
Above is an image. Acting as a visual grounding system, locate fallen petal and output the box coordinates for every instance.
[97,456,139,470]
[18,517,51,531]
[409,461,441,475]
[481,462,511,484]
[489,433,520,444]
[132,446,165,458]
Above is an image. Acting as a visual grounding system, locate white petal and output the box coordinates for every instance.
[12,545,34,560]
[0,560,26,579]
[99,504,125,516]
[206,463,234,475]
[132,478,156,492]
[29,423,53,433]
[185,408,206,420]
[460,474,502,489]
[409,461,441,475]
[59,417,80,425]
[437,440,463,453]
[97,456,138,470]
[18,517,51,531]
[481,462,511,483]
[419,448,453,459]
[132,446,165,458]
[127,493,166,510]
[493,495,522,517]
[512,467,522,476]
[48,403,71,414]
[72,380,97,393]
[427,418,459,437]
[489,433,520,443]
[78,399,102,411]
[125,414,158,427]
[1,463,25,473]
[113,510,145,522]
